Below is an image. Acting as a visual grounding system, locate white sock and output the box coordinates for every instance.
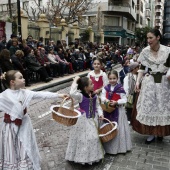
[147,135,155,141]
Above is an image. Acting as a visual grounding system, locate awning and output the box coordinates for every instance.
[104,30,135,39]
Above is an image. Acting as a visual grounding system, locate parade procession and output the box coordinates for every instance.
[0,0,170,169]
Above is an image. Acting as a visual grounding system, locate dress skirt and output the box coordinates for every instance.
[65,114,104,164]
[103,106,132,154]
[131,75,170,136]
[0,123,33,170]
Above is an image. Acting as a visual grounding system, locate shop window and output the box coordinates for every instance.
[104,16,119,26]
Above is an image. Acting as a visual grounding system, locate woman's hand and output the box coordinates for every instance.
[135,82,140,92]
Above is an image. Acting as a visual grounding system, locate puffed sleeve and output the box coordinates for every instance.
[102,72,109,87]
[117,93,127,105]
[100,88,109,103]
[70,81,83,103]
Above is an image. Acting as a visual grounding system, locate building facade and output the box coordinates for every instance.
[155,0,165,34]
[82,0,137,45]
[163,0,170,45]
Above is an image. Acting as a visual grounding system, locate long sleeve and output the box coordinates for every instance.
[117,93,127,105]
[123,75,129,96]
[70,82,83,103]
[55,55,64,63]
[31,91,59,100]
[100,88,109,103]
[102,72,109,87]
[47,54,57,63]
[96,97,103,117]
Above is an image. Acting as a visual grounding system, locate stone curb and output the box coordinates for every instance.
[30,64,121,91]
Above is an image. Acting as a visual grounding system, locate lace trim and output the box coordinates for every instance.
[136,114,170,126]
[0,158,33,170]
[138,45,170,72]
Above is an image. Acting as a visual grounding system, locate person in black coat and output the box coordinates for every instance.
[23,47,53,82]
[11,50,31,86]
[0,49,14,72]
[0,35,7,52]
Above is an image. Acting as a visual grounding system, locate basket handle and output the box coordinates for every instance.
[102,117,114,128]
[59,97,74,111]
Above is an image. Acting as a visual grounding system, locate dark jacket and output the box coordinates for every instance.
[0,59,14,72]
[11,55,25,73]
[24,53,42,71]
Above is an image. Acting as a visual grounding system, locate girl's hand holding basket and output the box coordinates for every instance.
[58,94,70,99]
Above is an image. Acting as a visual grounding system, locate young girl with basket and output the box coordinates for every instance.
[0,70,69,170]
[87,58,108,95]
[100,70,132,154]
[65,76,105,164]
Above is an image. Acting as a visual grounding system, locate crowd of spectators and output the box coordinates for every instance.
[0,33,141,92]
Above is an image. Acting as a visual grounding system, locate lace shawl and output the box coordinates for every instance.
[137,45,170,73]
[0,89,59,170]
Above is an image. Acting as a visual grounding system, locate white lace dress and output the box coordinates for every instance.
[65,82,104,164]
[135,45,170,136]
[0,89,59,170]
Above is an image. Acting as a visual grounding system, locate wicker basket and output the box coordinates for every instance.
[99,118,118,143]
[50,97,81,126]
[100,101,115,113]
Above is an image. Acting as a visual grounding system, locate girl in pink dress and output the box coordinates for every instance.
[87,58,108,95]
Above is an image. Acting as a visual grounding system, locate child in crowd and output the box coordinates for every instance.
[119,59,130,85]
[123,62,139,123]
[65,76,104,164]
[0,70,69,170]
[87,58,108,95]
[100,70,132,154]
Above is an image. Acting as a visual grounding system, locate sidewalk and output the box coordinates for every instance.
[27,64,122,91]
[27,70,90,91]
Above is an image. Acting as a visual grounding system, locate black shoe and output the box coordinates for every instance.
[145,137,155,144]
[48,77,53,81]
[157,137,163,141]
[45,77,52,82]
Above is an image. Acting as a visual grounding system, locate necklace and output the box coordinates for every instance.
[151,45,160,52]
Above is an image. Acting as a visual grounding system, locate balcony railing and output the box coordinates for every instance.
[155,22,161,26]
[155,16,163,20]
[108,2,136,20]
[155,1,163,7]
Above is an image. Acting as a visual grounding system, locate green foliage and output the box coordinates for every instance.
[80,29,90,42]
[135,27,151,46]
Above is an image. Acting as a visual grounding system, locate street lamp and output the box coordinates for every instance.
[46,1,54,41]
[17,0,22,40]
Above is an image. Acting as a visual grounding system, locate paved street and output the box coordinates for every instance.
[25,67,170,170]
[28,86,170,170]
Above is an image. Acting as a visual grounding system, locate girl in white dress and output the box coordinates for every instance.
[0,70,69,170]
[101,70,132,154]
[65,76,104,164]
